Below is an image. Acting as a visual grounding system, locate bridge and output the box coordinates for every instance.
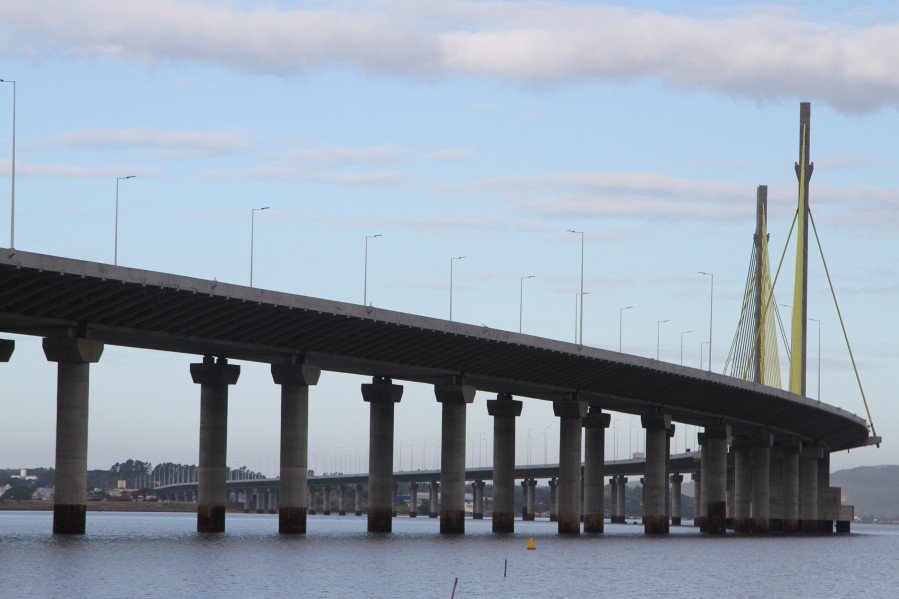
[0,102,880,537]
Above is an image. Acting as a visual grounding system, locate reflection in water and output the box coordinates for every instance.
[0,512,896,598]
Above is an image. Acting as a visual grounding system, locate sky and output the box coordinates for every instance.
[0,0,897,476]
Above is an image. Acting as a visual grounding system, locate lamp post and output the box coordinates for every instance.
[114,175,136,265]
[680,330,693,366]
[700,341,709,369]
[567,230,585,344]
[810,317,821,401]
[574,291,590,344]
[656,319,670,360]
[519,275,535,333]
[449,256,466,321]
[363,234,382,305]
[699,272,714,371]
[619,305,633,352]
[249,206,270,287]
[0,79,14,248]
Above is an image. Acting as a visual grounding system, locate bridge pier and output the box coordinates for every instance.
[769,447,783,531]
[549,478,558,522]
[409,482,418,517]
[782,443,801,533]
[392,482,398,517]
[526,479,537,520]
[691,469,701,526]
[435,381,475,534]
[555,397,586,534]
[670,474,683,526]
[363,376,402,532]
[473,481,485,519]
[703,424,729,535]
[698,435,709,529]
[428,481,439,518]
[642,412,671,534]
[256,488,265,514]
[272,361,319,533]
[733,442,752,532]
[608,477,617,523]
[322,485,332,515]
[355,483,364,516]
[338,485,347,516]
[616,476,628,522]
[43,337,103,535]
[800,445,823,531]
[584,408,610,533]
[751,437,772,533]
[244,489,253,513]
[269,489,277,514]
[488,393,521,532]
[190,356,240,533]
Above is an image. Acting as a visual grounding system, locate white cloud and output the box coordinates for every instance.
[0,160,161,179]
[205,166,410,188]
[36,128,250,158]
[3,2,899,111]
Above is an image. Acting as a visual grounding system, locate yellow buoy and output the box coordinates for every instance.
[526,537,536,550]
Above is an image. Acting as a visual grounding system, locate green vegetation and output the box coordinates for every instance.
[832,465,899,521]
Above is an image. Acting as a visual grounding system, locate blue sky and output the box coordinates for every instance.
[0,1,896,474]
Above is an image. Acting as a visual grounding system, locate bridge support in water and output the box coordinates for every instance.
[703,423,729,534]
[751,436,772,533]
[733,442,752,532]
[190,355,240,533]
[435,380,474,534]
[608,477,618,523]
[409,482,418,517]
[691,469,701,526]
[355,483,364,516]
[44,337,103,535]
[549,477,558,522]
[670,474,683,526]
[769,447,784,530]
[322,485,332,515]
[363,376,403,532]
[338,485,347,516]
[473,481,485,519]
[583,407,610,533]
[428,481,439,518]
[642,412,672,534]
[800,445,823,531]
[272,360,319,533]
[616,476,628,523]
[488,393,521,532]
[782,442,801,532]
[555,397,587,534]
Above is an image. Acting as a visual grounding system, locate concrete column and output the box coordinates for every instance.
[782,443,801,533]
[526,479,537,520]
[409,482,418,517]
[768,447,783,531]
[474,481,485,519]
[487,393,522,532]
[751,439,772,533]
[434,381,475,534]
[43,338,104,535]
[670,474,683,526]
[733,443,752,532]
[607,477,617,523]
[354,484,364,516]
[338,485,347,516]
[642,412,672,534]
[362,376,403,533]
[307,487,316,515]
[428,482,439,518]
[256,488,266,514]
[271,361,319,533]
[617,476,628,522]
[698,434,709,530]
[549,478,558,522]
[244,489,253,513]
[268,489,277,514]
[726,452,735,529]
[554,397,587,534]
[691,470,701,527]
[189,355,239,533]
[322,485,332,515]
[520,480,529,520]
[800,446,823,532]
[392,482,399,517]
[583,407,611,533]
[704,423,729,535]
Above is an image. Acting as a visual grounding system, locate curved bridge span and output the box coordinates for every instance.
[0,249,878,536]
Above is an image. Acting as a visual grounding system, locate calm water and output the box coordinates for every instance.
[1,512,896,598]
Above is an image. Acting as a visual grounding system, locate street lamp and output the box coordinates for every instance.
[700,341,709,369]
[574,291,590,343]
[363,234,382,305]
[810,317,821,401]
[567,230,585,345]
[680,330,693,366]
[114,175,136,265]
[619,305,633,352]
[0,79,14,248]
[519,275,535,333]
[699,272,714,372]
[449,256,466,321]
[656,319,670,360]
[249,206,270,287]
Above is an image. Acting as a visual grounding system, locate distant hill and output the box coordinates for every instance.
[832,465,899,520]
